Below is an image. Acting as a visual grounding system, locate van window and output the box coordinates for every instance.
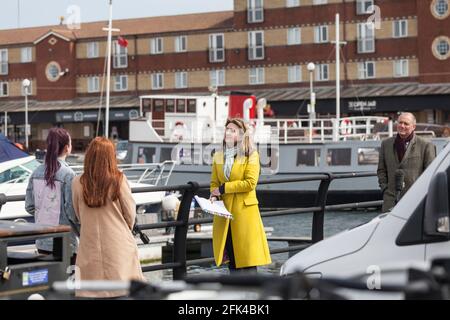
[297,149,321,167]
[327,148,351,166]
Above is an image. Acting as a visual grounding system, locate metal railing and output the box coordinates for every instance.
[0,172,383,280]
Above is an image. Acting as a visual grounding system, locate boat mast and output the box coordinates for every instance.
[103,0,118,138]
[333,13,346,141]
[335,13,340,142]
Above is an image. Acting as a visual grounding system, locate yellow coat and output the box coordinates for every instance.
[211,150,272,268]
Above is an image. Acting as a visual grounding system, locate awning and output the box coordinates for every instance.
[0,95,139,113]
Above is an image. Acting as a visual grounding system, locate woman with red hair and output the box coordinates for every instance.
[72,137,145,298]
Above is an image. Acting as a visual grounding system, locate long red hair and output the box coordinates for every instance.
[80,137,123,207]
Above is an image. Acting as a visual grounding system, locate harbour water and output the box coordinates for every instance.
[144,210,381,282]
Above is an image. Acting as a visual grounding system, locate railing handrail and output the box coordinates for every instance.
[0,171,382,280]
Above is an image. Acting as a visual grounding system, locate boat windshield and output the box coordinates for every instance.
[0,159,41,184]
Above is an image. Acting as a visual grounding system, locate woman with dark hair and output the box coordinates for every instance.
[210,118,271,273]
[72,137,145,298]
[25,127,79,264]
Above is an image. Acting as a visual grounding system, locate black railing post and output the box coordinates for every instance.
[311,173,333,243]
[173,181,199,280]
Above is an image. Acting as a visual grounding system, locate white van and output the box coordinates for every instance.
[280,140,450,298]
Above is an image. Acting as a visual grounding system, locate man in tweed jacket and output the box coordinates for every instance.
[377,112,436,213]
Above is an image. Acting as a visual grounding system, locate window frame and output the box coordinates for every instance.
[248,30,265,60]
[175,36,187,53]
[357,22,375,53]
[247,0,264,23]
[151,37,164,55]
[249,67,265,85]
[0,49,8,75]
[114,75,128,91]
[209,33,225,63]
[113,41,128,68]
[151,73,164,90]
[175,72,188,89]
[86,41,99,58]
[87,76,100,93]
[287,27,301,45]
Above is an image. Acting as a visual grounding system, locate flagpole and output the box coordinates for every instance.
[105,0,113,138]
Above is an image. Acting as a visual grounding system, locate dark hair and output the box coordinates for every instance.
[44,128,71,189]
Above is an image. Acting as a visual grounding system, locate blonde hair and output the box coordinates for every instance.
[223,118,255,157]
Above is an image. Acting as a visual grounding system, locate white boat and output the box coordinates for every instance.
[0,155,174,221]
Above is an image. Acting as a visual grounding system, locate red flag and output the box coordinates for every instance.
[117,36,128,48]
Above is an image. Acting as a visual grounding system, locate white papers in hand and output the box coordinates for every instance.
[194,196,233,219]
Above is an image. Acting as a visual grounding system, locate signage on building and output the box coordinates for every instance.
[56,109,139,123]
[348,100,377,111]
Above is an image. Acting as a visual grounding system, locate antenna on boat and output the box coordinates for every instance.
[331,13,347,141]
[102,0,120,138]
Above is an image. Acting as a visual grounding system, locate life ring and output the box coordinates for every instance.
[340,118,352,135]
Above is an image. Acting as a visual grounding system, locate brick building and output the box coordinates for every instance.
[0,0,450,150]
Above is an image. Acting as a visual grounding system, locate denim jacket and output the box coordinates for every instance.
[25,159,80,255]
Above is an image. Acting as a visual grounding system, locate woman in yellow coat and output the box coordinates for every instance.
[210,118,272,272]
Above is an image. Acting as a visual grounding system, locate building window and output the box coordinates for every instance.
[316,64,329,81]
[45,62,61,82]
[114,75,128,91]
[356,0,373,14]
[87,76,100,93]
[0,49,8,75]
[313,0,327,5]
[249,67,265,85]
[393,60,409,77]
[247,0,264,23]
[87,42,99,58]
[248,31,264,60]
[0,82,8,97]
[209,34,225,63]
[358,61,376,79]
[113,41,128,68]
[21,47,32,63]
[286,0,300,7]
[287,28,301,45]
[175,72,187,89]
[314,25,328,43]
[393,20,408,38]
[288,65,302,83]
[431,0,450,19]
[432,36,450,60]
[151,38,164,54]
[175,36,187,53]
[357,22,375,53]
[210,69,225,87]
[151,73,164,90]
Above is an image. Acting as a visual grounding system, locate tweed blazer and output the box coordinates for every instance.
[377,134,436,212]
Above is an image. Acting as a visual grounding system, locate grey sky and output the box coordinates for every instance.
[0,0,234,30]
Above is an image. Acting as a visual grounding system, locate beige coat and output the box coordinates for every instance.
[377,135,436,213]
[72,175,145,298]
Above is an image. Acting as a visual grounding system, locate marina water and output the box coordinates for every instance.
[145,210,380,282]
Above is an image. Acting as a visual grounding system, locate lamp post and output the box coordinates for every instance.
[208,85,218,143]
[22,79,30,150]
[307,62,316,120]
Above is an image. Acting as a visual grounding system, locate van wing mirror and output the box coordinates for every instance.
[424,171,450,237]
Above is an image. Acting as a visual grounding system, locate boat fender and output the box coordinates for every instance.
[340,118,352,135]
